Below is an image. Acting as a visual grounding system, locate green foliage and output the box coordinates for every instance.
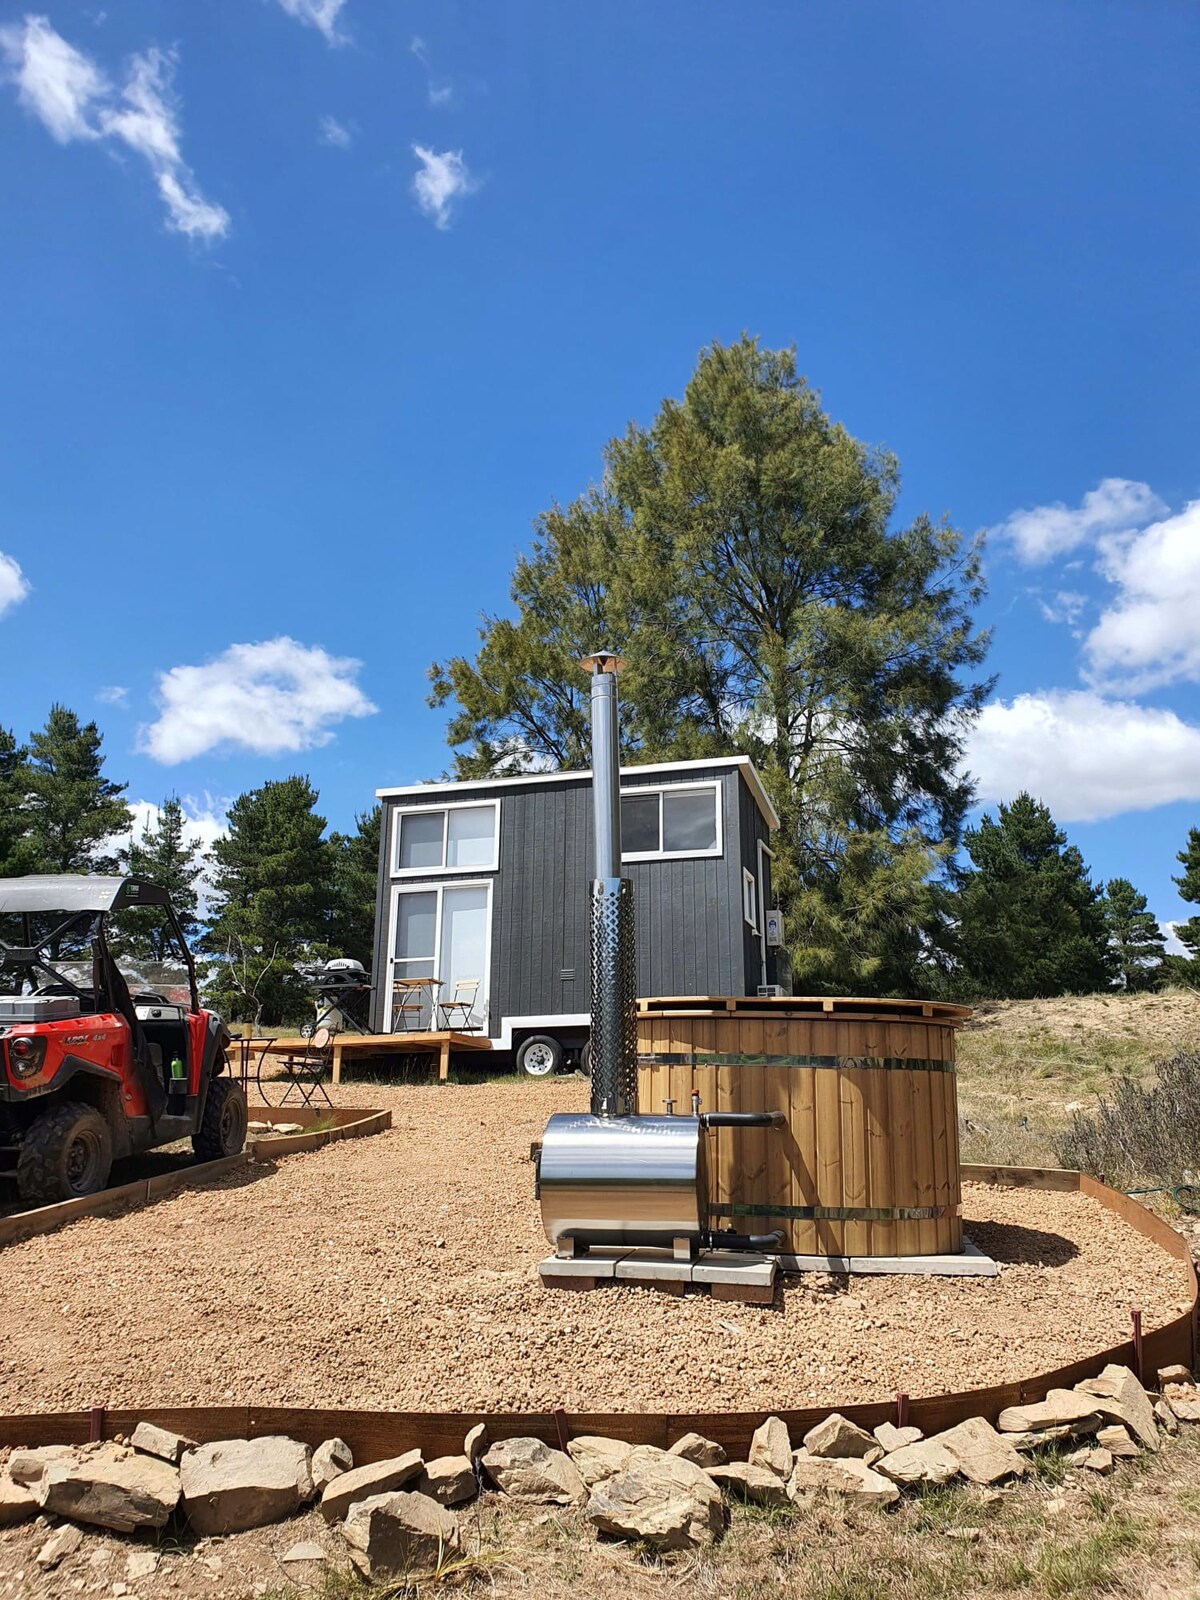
[0,725,28,875]
[329,805,381,968]
[203,776,334,1025]
[956,793,1115,998]
[1101,876,1166,992]
[111,796,206,959]
[1173,826,1200,968]
[11,704,128,874]
[431,335,991,992]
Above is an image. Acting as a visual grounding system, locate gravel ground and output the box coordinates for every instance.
[0,1077,1190,1415]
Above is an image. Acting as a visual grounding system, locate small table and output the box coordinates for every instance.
[390,976,443,1032]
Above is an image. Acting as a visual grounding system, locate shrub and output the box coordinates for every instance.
[1055,1050,1200,1188]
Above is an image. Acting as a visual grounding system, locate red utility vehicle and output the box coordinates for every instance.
[0,875,247,1204]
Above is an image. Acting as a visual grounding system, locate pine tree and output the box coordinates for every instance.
[203,777,334,1025]
[1100,877,1166,992]
[1173,827,1200,963]
[0,726,28,876]
[15,705,128,874]
[430,336,991,992]
[111,797,206,960]
[956,793,1115,998]
[329,806,381,969]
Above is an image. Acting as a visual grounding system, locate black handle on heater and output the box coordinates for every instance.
[698,1110,786,1130]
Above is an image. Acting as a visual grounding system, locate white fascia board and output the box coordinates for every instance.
[377,755,780,832]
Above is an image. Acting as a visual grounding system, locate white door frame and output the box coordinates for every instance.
[756,840,774,991]
[386,878,493,1030]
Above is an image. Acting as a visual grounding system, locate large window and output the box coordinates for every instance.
[620,783,720,861]
[390,881,491,1029]
[394,802,499,875]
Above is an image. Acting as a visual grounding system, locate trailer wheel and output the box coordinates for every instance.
[516,1035,563,1077]
[16,1101,113,1204]
[579,1040,592,1077]
[193,1077,248,1161]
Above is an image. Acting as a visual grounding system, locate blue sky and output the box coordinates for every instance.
[2,1,1198,931]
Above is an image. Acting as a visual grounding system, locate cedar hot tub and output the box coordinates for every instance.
[636,995,972,1259]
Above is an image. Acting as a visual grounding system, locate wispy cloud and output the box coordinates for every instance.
[0,552,30,617]
[1036,590,1087,628]
[274,0,348,47]
[0,16,228,240]
[993,478,1166,566]
[97,685,128,706]
[318,112,352,149]
[409,35,453,108]
[139,636,377,763]
[411,144,476,230]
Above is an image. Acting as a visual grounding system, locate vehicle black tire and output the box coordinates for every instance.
[193,1076,248,1161]
[16,1101,113,1204]
[579,1040,592,1078]
[516,1034,564,1078]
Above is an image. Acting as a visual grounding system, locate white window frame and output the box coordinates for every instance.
[742,867,759,933]
[386,878,493,1029]
[391,798,501,878]
[619,780,723,863]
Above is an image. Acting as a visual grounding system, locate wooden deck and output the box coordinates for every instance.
[238,1030,491,1085]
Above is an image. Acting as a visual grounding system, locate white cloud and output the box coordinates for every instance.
[0,18,227,241]
[1162,922,1190,958]
[0,551,30,617]
[274,0,348,46]
[411,144,475,229]
[318,113,351,148]
[1036,590,1088,628]
[126,796,228,917]
[409,36,453,108]
[994,478,1166,566]
[965,690,1200,822]
[1083,497,1200,692]
[139,636,377,763]
[97,684,128,706]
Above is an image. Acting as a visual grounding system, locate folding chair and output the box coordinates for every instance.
[278,1025,335,1108]
[439,978,480,1032]
[391,979,426,1033]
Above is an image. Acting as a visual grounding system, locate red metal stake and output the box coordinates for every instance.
[1131,1308,1144,1384]
[89,1405,105,1443]
[552,1405,569,1454]
[895,1391,909,1429]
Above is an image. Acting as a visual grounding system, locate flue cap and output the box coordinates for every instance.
[579,649,626,675]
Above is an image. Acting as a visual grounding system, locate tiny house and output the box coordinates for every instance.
[371,757,785,1074]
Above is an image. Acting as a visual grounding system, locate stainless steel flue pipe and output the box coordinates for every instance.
[582,650,637,1118]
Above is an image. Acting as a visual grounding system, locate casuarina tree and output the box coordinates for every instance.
[1172,827,1200,969]
[956,793,1115,998]
[0,726,28,876]
[431,336,991,992]
[14,705,128,874]
[204,776,334,1025]
[1100,877,1166,993]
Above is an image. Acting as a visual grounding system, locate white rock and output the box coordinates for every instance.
[463,1423,487,1465]
[566,1436,635,1487]
[282,1542,327,1565]
[1155,1398,1180,1436]
[708,1461,790,1507]
[319,1450,424,1523]
[1096,1424,1139,1459]
[585,1446,723,1550]
[802,1414,876,1460]
[873,1423,922,1453]
[181,1437,314,1536]
[130,1423,193,1465]
[37,1523,83,1570]
[1065,1446,1114,1474]
[418,1455,477,1507]
[997,1391,1103,1434]
[1075,1365,1159,1452]
[124,1550,160,1581]
[1157,1364,1193,1388]
[928,1418,1028,1485]
[667,1432,727,1468]
[312,1439,354,1495]
[482,1438,585,1505]
[36,1444,180,1532]
[341,1490,460,1579]
[0,1470,38,1528]
[876,1440,960,1487]
[8,1445,77,1488]
[788,1453,899,1507]
[749,1416,792,1478]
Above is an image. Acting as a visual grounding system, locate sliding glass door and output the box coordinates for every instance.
[390,881,490,1030]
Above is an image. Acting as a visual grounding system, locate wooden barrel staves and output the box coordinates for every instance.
[635,996,972,1258]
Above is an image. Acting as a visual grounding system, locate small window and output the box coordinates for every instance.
[620,784,720,860]
[395,803,499,874]
[742,868,758,931]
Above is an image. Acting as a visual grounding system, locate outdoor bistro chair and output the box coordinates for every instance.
[276,1024,336,1109]
[391,979,427,1033]
[438,978,480,1032]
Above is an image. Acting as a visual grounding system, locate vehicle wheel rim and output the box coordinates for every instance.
[65,1130,102,1194]
[524,1043,556,1076]
[220,1097,244,1152]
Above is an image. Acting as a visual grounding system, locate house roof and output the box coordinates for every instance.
[376,755,781,831]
